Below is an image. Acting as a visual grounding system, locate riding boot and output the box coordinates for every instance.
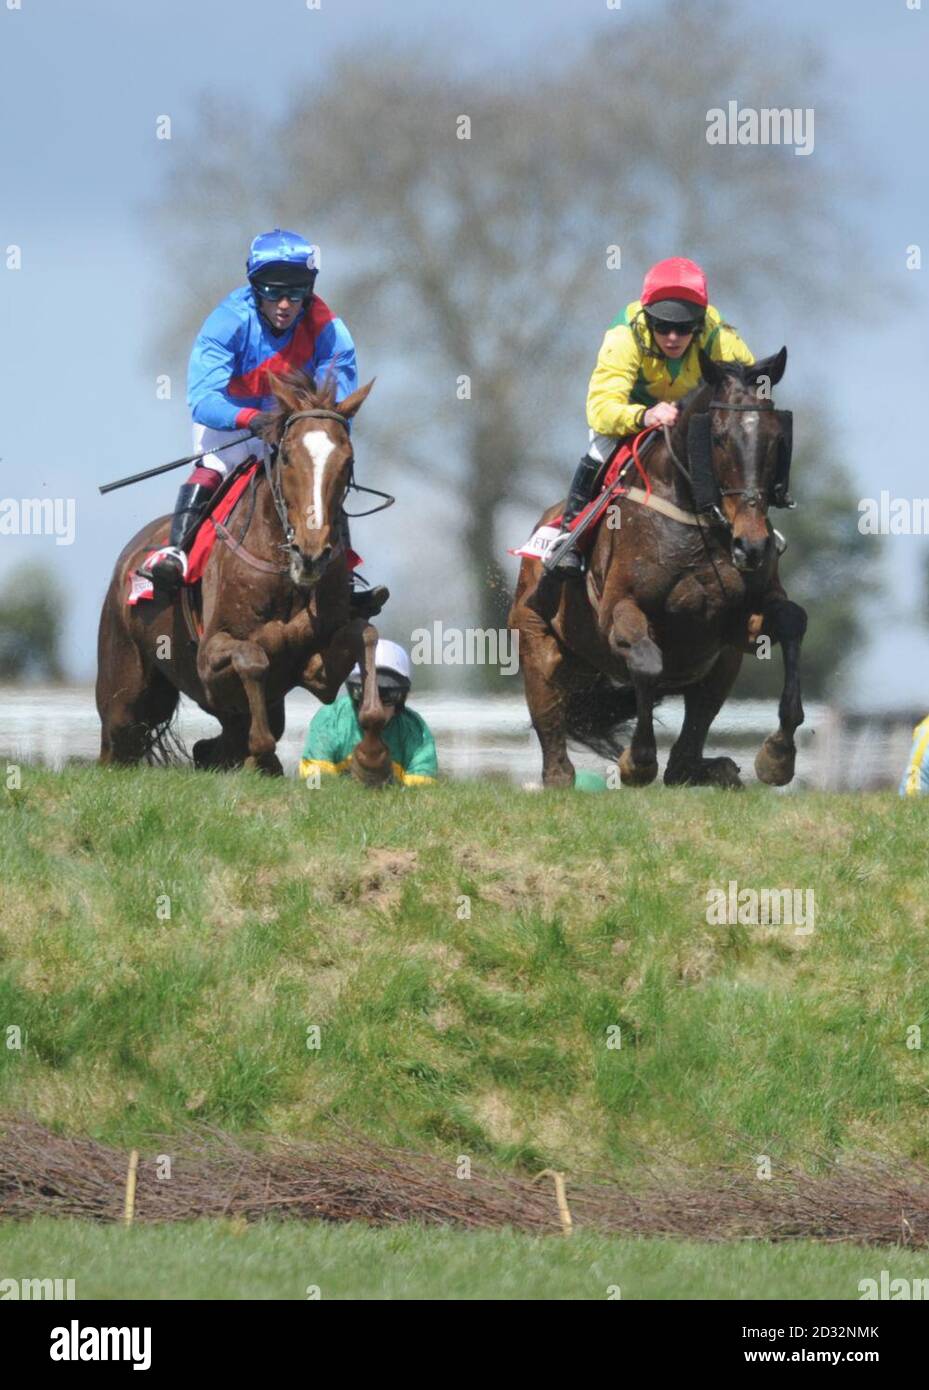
[337,509,389,619]
[542,453,603,578]
[148,481,217,590]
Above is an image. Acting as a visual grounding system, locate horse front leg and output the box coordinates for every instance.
[609,598,661,786]
[755,594,808,786]
[198,631,282,775]
[349,622,391,787]
[300,619,392,787]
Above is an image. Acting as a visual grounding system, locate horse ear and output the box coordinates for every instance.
[337,378,376,420]
[266,372,306,414]
[748,346,787,388]
[699,348,726,387]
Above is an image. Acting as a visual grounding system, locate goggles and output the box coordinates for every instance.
[348,681,408,707]
[253,282,312,303]
[648,317,702,337]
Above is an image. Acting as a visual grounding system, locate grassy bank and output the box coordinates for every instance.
[1,768,927,1176]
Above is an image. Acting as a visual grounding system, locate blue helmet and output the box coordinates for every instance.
[246,229,319,282]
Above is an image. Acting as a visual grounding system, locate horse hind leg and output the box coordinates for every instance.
[664,647,744,788]
[517,629,578,789]
[97,645,180,766]
[609,598,661,787]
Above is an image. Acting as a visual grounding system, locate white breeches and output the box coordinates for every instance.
[192,423,269,480]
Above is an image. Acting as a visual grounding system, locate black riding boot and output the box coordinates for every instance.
[543,453,602,578]
[148,481,216,590]
[338,510,389,619]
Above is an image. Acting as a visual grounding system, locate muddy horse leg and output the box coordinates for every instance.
[516,623,578,788]
[664,647,744,788]
[97,623,179,766]
[350,623,391,786]
[608,598,661,787]
[300,620,392,787]
[755,595,807,786]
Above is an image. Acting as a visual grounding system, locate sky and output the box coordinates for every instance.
[1,0,928,709]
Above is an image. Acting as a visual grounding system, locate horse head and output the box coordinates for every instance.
[262,370,374,591]
[694,346,789,572]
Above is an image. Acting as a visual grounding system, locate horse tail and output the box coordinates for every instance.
[141,707,188,766]
[564,679,661,759]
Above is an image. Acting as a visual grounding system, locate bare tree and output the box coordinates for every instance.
[150,0,876,671]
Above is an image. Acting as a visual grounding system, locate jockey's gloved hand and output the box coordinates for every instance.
[246,412,276,438]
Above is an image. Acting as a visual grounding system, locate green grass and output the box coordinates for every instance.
[0,1218,921,1300]
[2,767,928,1177]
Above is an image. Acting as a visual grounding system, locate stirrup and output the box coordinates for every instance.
[543,529,583,577]
[141,546,188,590]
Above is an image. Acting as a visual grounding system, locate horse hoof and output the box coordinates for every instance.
[244,751,283,777]
[619,748,658,787]
[755,735,795,786]
[542,766,576,789]
[665,756,742,789]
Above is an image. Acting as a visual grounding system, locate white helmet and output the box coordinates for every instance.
[347,639,412,690]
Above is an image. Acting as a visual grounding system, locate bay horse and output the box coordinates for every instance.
[509,348,807,789]
[96,371,392,784]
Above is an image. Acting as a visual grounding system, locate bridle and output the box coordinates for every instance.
[662,398,779,523]
[263,407,395,558]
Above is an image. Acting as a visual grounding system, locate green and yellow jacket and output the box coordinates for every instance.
[299,695,438,787]
[586,300,754,438]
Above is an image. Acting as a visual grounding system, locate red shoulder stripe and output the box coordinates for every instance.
[228,297,335,399]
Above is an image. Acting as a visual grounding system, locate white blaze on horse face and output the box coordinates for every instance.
[301,429,337,531]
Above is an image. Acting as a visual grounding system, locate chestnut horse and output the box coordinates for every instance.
[96,372,391,783]
[509,348,807,789]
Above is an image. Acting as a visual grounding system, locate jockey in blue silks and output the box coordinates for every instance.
[142,228,386,618]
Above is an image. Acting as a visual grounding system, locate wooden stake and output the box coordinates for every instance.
[532,1168,573,1236]
[124,1149,139,1227]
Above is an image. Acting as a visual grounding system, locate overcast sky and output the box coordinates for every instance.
[1,0,927,709]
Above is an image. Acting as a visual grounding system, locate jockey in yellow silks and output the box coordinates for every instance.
[545,257,755,579]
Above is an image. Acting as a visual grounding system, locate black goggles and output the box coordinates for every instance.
[253,282,312,303]
[648,317,702,337]
[348,681,408,707]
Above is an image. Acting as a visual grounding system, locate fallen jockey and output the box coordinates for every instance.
[139,227,387,619]
[545,256,757,580]
[299,640,438,786]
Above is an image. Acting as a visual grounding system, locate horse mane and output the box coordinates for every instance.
[259,370,341,447]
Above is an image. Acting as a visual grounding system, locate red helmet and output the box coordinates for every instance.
[641,257,708,321]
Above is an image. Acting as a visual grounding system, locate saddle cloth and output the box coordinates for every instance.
[128,462,262,605]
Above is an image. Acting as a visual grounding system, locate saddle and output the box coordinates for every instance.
[510,430,660,562]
